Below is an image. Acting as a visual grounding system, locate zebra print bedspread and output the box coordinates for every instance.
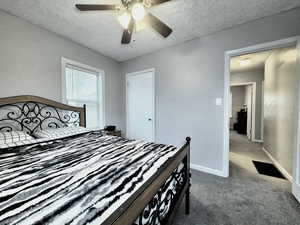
[0,131,179,225]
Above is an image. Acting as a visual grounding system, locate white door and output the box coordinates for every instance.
[126,70,155,142]
[293,38,300,203]
[246,85,253,140]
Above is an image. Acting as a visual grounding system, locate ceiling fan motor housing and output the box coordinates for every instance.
[121,0,151,9]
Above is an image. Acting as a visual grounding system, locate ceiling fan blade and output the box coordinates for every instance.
[121,18,135,44]
[150,0,172,5]
[145,13,172,38]
[75,4,117,11]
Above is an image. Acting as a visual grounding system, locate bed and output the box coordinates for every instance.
[0,95,191,225]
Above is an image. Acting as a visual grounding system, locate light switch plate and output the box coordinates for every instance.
[216,98,222,106]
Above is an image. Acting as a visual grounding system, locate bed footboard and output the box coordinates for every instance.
[105,137,191,225]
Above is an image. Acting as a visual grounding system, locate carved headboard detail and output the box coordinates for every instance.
[0,95,86,135]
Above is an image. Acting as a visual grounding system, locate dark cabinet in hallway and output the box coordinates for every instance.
[234,110,247,135]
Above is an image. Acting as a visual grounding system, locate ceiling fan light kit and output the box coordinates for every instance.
[118,12,132,29]
[131,2,146,21]
[75,0,173,44]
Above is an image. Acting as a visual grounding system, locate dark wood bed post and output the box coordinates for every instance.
[82,104,87,128]
[79,104,87,127]
[185,137,191,215]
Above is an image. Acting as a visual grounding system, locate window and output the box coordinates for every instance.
[62,58,104,128]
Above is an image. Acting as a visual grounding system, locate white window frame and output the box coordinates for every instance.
[61,57,105,128]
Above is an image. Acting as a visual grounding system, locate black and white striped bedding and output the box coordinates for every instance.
[0,131,180,225]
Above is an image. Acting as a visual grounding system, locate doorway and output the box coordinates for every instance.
[126,68,155,142]
[230,82,256,141]
[223,36,300,202]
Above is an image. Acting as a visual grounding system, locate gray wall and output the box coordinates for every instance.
[231,69,264,140]
[264,47,298,176]
[230,86,246,129]
[0,10,123,130]
[121,8,300,173]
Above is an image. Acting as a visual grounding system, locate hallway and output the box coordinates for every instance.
[230,131,272,178]
[174,131,300,225]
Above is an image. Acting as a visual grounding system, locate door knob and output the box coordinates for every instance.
[148,118,152,121]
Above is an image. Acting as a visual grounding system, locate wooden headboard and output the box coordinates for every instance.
[0,95,86,135]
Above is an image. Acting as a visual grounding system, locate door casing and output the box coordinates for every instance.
[293,37,300,202]
[230,82,256,142]
[223,36,300,182]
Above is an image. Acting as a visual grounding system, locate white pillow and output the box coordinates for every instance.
[0,131,34,145]
[34,126,90,139]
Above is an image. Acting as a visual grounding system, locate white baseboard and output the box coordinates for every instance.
[262,147,293,182]
[191,163,226,177]
[253,139,263,143]
[292,183,300,203]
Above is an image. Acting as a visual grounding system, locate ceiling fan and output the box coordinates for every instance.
[75,0,173,44]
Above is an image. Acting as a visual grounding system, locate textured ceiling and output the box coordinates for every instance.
[1,0,300,62]
[230,45,297,73]
[230,50,272,73]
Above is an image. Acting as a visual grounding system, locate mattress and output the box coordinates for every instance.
[0,131,183,225]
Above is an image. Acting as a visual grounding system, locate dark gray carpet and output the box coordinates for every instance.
[173,132,300,225]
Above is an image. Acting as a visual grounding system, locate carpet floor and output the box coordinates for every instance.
[173,131,300,225]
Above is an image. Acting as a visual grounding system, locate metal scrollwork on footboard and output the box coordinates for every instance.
[135,166,186,225]
[0,101,80,135]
